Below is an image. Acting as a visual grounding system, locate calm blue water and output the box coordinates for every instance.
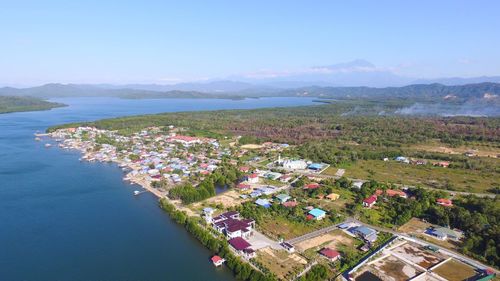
[0,97,315,281]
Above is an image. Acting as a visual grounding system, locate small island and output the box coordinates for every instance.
[0,96,66,114]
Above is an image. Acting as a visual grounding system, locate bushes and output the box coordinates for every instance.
[168,163,242,204]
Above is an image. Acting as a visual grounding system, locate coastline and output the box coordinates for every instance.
[47,131,275,281]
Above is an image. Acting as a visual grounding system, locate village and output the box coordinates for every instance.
[48,126,497,281]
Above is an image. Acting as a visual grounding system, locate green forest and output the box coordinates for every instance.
[0,96,65,114]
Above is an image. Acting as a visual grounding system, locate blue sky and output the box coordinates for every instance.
[1,0,499,86]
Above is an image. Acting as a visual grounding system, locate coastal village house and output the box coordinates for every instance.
[307,208,326,220]
[319,248,341,262]
[429,227,463,241]
[326,193,340,200]
[228,237,256,259]
[275,193,291,203]
[212,211,255,239]
[436,198,453,207]
[211,255,225,267]
[352,226,378,243]
[246,173,259,184]
[363,195,377,208]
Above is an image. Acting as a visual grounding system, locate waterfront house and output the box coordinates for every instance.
[308,208,326,220]
[319,248,341,262]
[255,198,271,208]
[428,227,463,241]
[211,255,225,267]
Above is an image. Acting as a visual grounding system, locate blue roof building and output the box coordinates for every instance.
[308,208,326,220]
[352,226,378,242]
[255,199,271,208]
[308,163,323,170]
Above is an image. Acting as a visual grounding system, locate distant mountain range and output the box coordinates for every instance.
[1,81,499,103]
[1,81,498,116]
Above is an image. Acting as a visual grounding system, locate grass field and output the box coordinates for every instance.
[321,166,338,176]
[433,259,477,281]
[398,218,460,251]
[258,216,334,240]
[255,248,306,280]
[344,160,498,193]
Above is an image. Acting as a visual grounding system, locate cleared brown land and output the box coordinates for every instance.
[345,159,498,193]
[411,142,500,158]
[391,243,443,269]
[433,259,477,281]
[256,247,306,280]
[370,255,421,281]
[295,229,355,252]
[398,218,431,234]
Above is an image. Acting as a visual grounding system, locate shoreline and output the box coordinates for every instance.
[47,132,274,281]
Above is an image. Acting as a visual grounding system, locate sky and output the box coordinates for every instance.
[1,0,500,86]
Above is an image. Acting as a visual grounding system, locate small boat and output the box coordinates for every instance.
[133,190,140,195]
[44,143,52,148]
[34,137,41,141]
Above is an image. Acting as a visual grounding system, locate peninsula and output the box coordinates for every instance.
[0,96,65,114]
[47,101,499,280]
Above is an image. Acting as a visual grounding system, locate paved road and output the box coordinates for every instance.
[348,218,498,274]
[285,217,497,274]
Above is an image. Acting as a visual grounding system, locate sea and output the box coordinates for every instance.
[0,97,316,281]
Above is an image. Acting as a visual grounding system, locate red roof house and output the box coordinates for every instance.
[282,201,298,208]
[304,183,320,189]
[363,195,377,208]
[211,255,225,267]
[247,173,259,183]
[436,198,453,207]
[319,248,341,262]
[239,166,250,172]
[228,237,251,251]
[386,189,407,198]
